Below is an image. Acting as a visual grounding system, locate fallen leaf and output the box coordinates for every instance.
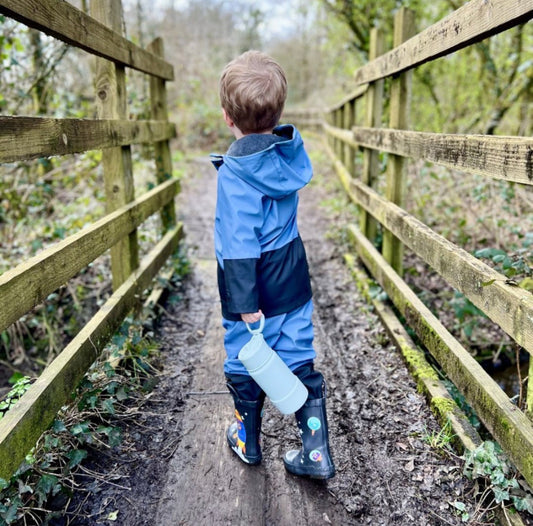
[404,459,415,472]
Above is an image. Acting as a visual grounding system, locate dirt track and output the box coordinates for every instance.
[68,143,473,525]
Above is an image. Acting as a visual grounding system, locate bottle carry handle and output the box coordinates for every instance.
[245,314,265,335]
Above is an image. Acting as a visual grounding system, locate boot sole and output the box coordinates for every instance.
[283,462,335,480]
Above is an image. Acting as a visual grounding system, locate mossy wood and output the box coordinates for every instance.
[93,0,138,290]
[354,0,533,85]
[0,117,176,163]
[325,121,533,187]
[341,157,533,354]
[326,141,533,352]
[0,0,174,80]
[351,127,533,185]
[0,224,183,481]
[382,8,415,277]
[344,253,481,453]
[360,28,384,242]
[0,179,178,334]
[148,37,177,231]
[345,223,533,487]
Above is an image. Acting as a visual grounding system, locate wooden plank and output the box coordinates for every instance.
[324,123,356,147]
[382,8,415,276]
[148,37,177,231]
[0,179,178,333]
[0,117,176,163]
[346,223,533,488]
[344,100,355,177]
[351,127,533,185]
[0,223,184,481]
[92,0,138,290]
[360,28,384,241]
[0,0,174,80]
[344,253,481,453]
[324,140,533,355]
[354,0,533,85]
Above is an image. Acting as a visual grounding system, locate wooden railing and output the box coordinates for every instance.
[287,0,533,487]
[0,0,183,480]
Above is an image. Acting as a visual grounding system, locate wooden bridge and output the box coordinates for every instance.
[0,0,533,524]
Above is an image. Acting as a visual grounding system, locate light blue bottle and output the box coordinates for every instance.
[238,316,308,415]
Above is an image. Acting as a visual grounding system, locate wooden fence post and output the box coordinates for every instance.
[382,7,415,276]
[346,100,356,177]
[148,37,177,231]
[335,108,342,159]
[91,0,139,290]
[360,28,384,241]
[526,355,533,420]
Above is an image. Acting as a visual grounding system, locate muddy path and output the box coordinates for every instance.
[67,142,473,525]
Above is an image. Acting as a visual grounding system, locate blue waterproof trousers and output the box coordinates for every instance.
[222,299,316,376]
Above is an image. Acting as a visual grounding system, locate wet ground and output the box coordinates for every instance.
[65,143,478,525]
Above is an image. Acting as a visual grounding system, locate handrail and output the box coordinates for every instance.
[0,0,180,480]
[354,0,533,84]
[0,0,174,80]
[0,117,176,162]
[317,0,533,492]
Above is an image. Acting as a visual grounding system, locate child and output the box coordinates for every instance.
[211,50,335,480]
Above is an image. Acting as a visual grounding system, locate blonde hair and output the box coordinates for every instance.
[219,50,287,134]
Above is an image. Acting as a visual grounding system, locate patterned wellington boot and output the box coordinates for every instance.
[226,379,265,465]
[283,395,335,479]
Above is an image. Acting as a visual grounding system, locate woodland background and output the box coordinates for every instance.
[0,0,532,393]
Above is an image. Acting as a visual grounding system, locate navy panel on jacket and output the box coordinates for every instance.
[218,235,312,321]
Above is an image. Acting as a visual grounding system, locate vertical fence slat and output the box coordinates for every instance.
[91,0,139,290]
[148,37,177,232]
[347,100,356,177]
[360,28,384,241]
[526,356,533,420]
[382,8,416,276]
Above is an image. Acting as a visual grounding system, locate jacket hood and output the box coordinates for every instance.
[211,124,312,199]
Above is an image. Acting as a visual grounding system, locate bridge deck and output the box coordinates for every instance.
[107,144,471,525]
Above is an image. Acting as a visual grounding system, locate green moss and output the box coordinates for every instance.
[430,396,458,416]
[401,344,439,383]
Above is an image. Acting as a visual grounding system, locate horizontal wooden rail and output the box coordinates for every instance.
[325,142,533,355]
[351,127,533,185]
[324,123,355,147]
[0,223,184,481]
[0,178,178,333]
[0,117,177,163]
[0,0,174,80]
[346,222,533,488]
[354,0,533,85]
[324,123,533,185]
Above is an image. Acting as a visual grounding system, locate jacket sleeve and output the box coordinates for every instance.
[217,168,263,314]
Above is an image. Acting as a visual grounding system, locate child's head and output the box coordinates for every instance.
[219,50,287,135]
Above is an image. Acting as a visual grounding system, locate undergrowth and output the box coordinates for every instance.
[0,248,190,525]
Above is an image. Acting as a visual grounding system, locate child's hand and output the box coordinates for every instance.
[241,310,262,324]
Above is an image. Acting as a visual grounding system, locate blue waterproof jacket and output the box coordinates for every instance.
[211,124,313,321]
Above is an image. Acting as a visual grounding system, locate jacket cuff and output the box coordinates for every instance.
[223,258,259,314]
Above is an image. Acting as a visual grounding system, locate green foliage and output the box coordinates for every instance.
[0,377,31,421]
[475,234,533,281]
[421,419,454,453]
[0,318,162,525]
[463,441,533,515]
[449,291,487,339]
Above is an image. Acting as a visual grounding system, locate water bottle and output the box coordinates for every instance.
[238,315,308,415]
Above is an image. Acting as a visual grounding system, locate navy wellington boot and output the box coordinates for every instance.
[226,376,265,465]
[283,397,336,479]
[283,364,335,479]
